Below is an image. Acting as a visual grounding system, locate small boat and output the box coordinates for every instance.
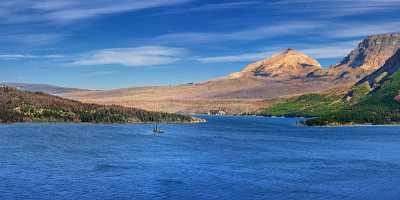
[153,124,164,134]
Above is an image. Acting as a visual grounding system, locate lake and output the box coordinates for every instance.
[0,116,399,200]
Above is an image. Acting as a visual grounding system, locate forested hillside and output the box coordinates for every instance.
[0,87,195,124]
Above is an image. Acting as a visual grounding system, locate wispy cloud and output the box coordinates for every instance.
[198,41,359,63]
[156,1,262,15]
[0,0,193,24]
[268,0,400,17]
[155,22,323,44]
[325,22,400,38]
[0,54,64,60]
[198,51,277,63]
[73,46,188,67]
[154,19,400,47]
[301,41,359,59]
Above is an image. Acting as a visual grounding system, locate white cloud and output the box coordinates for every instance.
[325,22,400,38]
[73,46,188,67]
[156,1,262,15]
[198,51,276,63]
[155,22,323,44]
[14,33,64,45]
[0,54,64,60]
[47,0,193,22]
[197,41,360,63]
[268,0,400,17]
[301,41,359,59]
[0,32,65,45]
[0,0,193,24]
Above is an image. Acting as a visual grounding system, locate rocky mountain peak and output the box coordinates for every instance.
[285,48,296,53]
[235,49,322,79]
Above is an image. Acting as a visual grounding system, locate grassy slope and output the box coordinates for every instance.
[259,89,346,117]
[260,71,400,125]
[0,87,194,124]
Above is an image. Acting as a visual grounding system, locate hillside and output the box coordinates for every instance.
[261,49,400,126]
[65,49,335,115]
[4,82,89,95]
[0,86,196,124]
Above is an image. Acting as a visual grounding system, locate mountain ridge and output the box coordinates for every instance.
[229,48,323,80]
[328,32,400,81]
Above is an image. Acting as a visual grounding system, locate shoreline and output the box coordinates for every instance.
[0,117,207,125]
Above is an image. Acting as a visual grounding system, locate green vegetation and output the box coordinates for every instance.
[0,87,194,124]
[259,71,400,126]
[259,93,345,117]
[347,82,371,104]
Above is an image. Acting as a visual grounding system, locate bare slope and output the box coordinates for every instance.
[66,49,335,114]
[4,82,90,95]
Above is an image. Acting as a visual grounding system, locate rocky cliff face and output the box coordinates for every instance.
[355,48,400,90]
[346,49,400,102]
[329,33,400,80]
[231,48,323,80]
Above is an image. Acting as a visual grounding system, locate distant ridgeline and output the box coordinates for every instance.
[0,86,194,124]
[260,49,400,126]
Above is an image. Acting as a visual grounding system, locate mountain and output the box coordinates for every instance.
[352,48,400,92]
[261,49,400,125]
[0,86,197,123]
[53,34,400,115]
[230,48,323,79]
[65,49,335,115]
[4,82,90,95]
[329,33,400,80]
[346,48,400,104]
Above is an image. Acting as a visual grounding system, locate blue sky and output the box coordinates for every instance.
[1,0,400,89]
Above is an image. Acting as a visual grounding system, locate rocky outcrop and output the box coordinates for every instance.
[329,33,400,80]
[345,49,400,102]
[355,49,400,90]
[231,48,323,80]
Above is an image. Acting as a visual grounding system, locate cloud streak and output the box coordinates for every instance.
[325,22,400,38]
[0,0,193,24]
[155,22,323,44]
[73,46,188,67]
[268,0,400,17]
[0,46,188,67]
[156,1,262,15]
[0,54,64,60]
[198,41,359,64]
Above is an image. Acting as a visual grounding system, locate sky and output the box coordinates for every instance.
[1,0,400,89]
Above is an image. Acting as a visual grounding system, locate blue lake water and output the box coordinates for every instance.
[0,116,399,200]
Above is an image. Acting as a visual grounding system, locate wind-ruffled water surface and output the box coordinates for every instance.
[0,116,399,200]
